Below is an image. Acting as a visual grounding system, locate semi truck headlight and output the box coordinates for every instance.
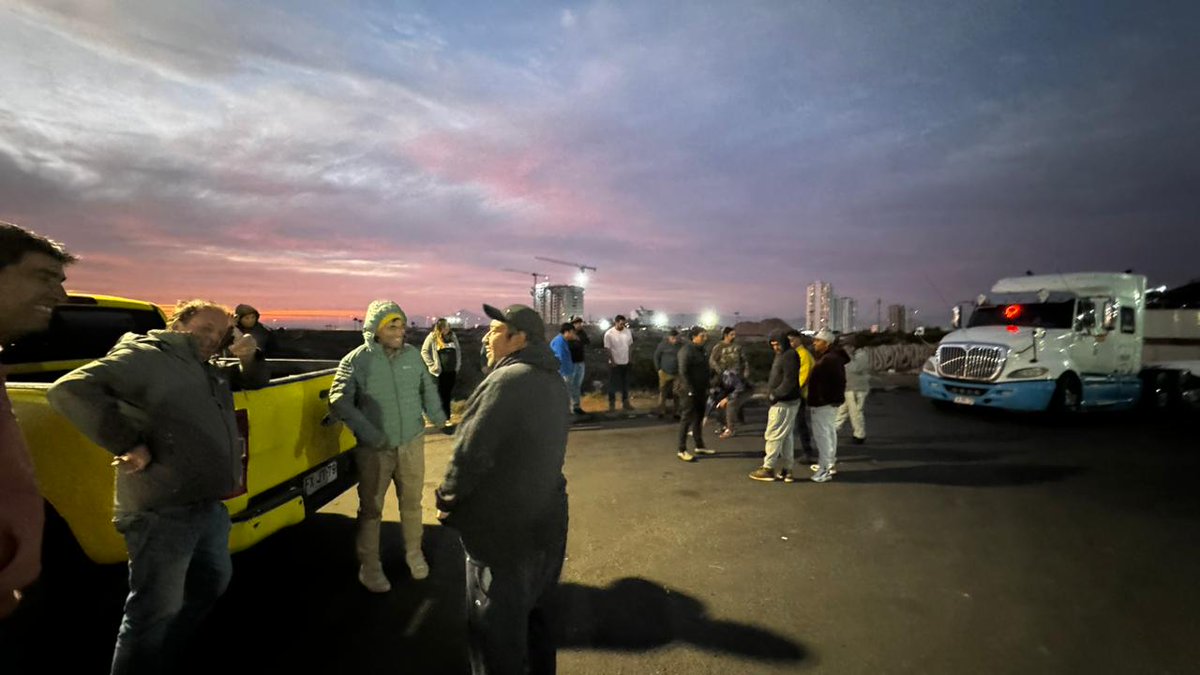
[1008,367,1049,379]
[922,357,937,375]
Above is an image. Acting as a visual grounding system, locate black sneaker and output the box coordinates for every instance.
[780,469,795,483]
[852,437,866,445]
[573,407,586,415]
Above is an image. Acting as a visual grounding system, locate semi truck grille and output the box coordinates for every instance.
[937,344,1006,382]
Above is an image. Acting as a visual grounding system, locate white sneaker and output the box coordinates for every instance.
[809,464,837,475]
[358,564,392,593]
[406,552,430,580]
[677,450,696,462]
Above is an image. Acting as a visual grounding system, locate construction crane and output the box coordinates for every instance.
[535,257,597,287]
[502,268,548,298]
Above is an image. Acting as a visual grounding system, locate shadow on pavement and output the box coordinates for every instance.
[836,463,1085,487]
[552,577,805,662]
[835,447,1008,463]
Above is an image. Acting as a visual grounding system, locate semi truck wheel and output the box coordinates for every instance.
[1049,374,1082,414]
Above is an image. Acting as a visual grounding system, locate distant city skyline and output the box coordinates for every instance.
[2,2,1196,324]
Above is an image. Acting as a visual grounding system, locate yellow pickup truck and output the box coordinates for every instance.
[2,294,357,564]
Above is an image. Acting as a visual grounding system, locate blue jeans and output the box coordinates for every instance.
[568,363,585,409]
[111,502,232,675]
[465,538,566,675]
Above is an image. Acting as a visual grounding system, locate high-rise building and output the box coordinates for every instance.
[888,304,907,333]
[534,283,585,327]
[836,297,857,333]
[806,281,835,331]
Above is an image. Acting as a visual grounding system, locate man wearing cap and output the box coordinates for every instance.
[652,329,681,419]
[330,300,446,592]
[436,304,570,674]
[749,330,804,482]
[807,329,849,483]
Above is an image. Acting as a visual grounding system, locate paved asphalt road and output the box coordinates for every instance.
[4,386,1198,674]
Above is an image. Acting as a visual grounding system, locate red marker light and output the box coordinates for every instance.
[1006,325,1020,333]
[1004,305,1022,320]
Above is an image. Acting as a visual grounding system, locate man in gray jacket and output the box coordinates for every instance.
[652,329,681,419]
[436,303,569,674]
[330,300,446,592]
[835,338,871,444]
[48,300,267,675]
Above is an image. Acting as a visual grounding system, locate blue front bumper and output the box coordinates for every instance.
[919,373,1057,412]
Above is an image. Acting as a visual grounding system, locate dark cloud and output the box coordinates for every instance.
[1,1,1196,323]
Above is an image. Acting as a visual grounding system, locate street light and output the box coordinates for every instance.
[653,312,669,328]
[699,310,719,328]
[575,271,589,288]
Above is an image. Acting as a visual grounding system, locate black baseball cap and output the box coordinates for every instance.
[483,304,546,343]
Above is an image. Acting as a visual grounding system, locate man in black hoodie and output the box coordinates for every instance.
[675,326,714,462]
[807,329,849,483]
[749,330,804,482]
[436,303,569,674]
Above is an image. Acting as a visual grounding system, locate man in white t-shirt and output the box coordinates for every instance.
[603,315,634,412]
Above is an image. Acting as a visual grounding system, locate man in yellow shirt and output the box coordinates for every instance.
[786,330,816,465]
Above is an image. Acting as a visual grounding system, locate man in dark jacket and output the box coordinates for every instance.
[231,303,272,356]
[568,316,588,415]
[48,300,268,674]
[675,326,714,462]
[652,329,681,418]
[436,304,569,674]
[806,329,849,483]
[749,330,804,482]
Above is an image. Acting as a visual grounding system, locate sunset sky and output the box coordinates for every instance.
[2,1,1197,327]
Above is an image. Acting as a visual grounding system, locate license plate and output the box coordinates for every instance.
[953,395,976,406]
[303,461,338,495]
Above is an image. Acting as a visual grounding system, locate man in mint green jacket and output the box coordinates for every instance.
[330,300,446,592]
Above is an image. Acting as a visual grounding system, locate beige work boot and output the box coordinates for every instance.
[406,552,430,580]
[358,564,392,593]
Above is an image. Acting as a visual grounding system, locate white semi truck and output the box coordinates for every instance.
[920,272,1200,412]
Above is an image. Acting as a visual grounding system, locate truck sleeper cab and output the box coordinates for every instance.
[920,273,1151,413]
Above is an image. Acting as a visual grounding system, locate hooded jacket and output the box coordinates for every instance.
[232,304,272,354]
[843,348,871,392]
[47,330,269,514]
[329,301,446,451]
[766,332,803,403]
[420,329,462,377]
[435,342,569,564]
[807,346,850,407]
